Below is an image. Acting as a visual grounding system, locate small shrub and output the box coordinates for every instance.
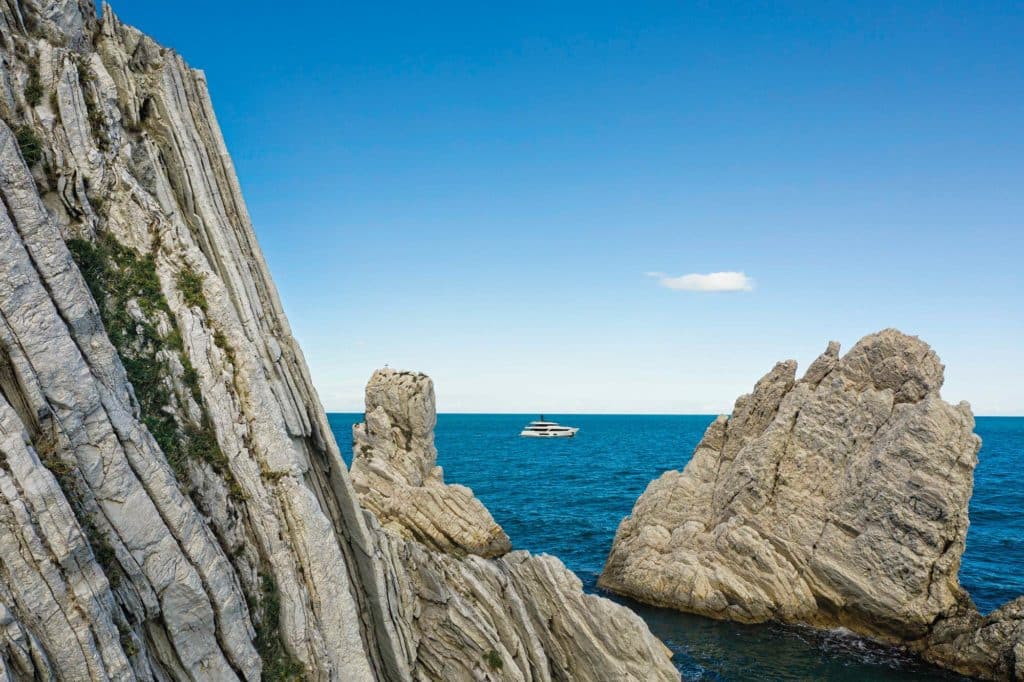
[175,268,208,312]
[15,125,43,166]
[484,649,503,671]
[24,64,43,107]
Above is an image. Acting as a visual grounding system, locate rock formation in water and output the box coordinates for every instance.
[353,369,678,680]
[0,3,677,679]
[351,369,511,558]
[601,329,1024,680]
[922,596,1024,681]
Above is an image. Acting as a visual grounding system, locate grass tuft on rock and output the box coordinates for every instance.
[24,63,43,107]
[176,268,208,312]
[254,573,305,681]
[83,518,121,587]
[15,126,43,166]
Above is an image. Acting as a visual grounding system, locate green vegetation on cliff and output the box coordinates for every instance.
[15,125,43,165]
[68,234,241,500]
[24,63,43,107]
[254,573,305,681]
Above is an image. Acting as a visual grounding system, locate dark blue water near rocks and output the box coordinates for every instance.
[328,413,1024,681]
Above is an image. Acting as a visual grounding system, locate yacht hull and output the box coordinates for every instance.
[520,428,578,438]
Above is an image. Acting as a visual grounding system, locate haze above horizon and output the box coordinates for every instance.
[111,1,1023,415]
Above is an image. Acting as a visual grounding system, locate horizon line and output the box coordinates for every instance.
[325,411,1023,418]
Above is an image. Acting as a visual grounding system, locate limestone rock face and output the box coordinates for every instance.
[601,329,1024,680]
[0,2,677,680]
[351,369,511,558]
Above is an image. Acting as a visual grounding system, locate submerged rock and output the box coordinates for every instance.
[601,329,1024,680]
[351,369,512,558]
[0,2,678,680]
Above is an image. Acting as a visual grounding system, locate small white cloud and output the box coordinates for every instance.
[648,271,754,292]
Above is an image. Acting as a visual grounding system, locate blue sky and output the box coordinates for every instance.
[109,1,1023,414]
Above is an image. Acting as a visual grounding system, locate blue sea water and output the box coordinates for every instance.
[328,413,1024,680]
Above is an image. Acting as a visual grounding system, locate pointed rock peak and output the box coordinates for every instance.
[601,329,995,679]
[352,368,512,558]
[801,339,841,386]
[837,328,944,403]
[98,1,118,31]
[364,367,437,442]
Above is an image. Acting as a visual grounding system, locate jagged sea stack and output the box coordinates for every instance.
[0,3,678,679]
[601,329,1024,680]
[351,369,512,557]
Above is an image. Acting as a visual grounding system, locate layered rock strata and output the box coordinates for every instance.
[373,525,679,682]
[601,329,1024,680]
[351,369,511,558]
[0,2,678,680]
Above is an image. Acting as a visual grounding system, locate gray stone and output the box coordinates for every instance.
[373,519,679,682]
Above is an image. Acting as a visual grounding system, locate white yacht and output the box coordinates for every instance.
[520,416,579,438]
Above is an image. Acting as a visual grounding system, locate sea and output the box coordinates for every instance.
[327,413,1024,681]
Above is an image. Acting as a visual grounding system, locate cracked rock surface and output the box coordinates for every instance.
[601,329,1024,680]
[0,1,678,679]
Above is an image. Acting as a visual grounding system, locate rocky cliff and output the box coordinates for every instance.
[0,2,677,679]
[351,369,511,558]
[601,329,1024,680]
